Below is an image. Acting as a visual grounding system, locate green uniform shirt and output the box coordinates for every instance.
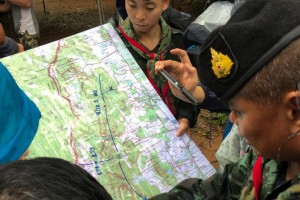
[150,148,300,199]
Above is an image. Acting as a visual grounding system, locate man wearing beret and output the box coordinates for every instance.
[151,0,300,199]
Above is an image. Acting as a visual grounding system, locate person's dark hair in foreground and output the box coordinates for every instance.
[0,157,112,200]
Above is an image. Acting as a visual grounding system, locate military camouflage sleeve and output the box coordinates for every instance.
[149,149,257,200]
[149,178,208,200]
[148,173,234,200]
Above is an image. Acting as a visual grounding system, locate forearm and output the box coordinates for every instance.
[149,178,208,200]
[0,24,6,45]
[7,0,32,8]
[0,3,10,12]
[191,85,206,104]
[0,36,20,57]
[149,156,251,200]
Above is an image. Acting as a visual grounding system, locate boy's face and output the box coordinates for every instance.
[125,0,169,34]
[228,96,294,160]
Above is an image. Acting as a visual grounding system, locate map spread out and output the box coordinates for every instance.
[1,23,216,199]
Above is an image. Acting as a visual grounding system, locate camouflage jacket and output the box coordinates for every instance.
[149,149,300,199]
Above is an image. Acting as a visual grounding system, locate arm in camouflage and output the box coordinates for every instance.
[149,149,257,199]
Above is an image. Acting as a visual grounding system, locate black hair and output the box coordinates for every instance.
[0,157,112,200]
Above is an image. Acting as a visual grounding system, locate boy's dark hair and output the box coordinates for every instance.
[0,157,112,200]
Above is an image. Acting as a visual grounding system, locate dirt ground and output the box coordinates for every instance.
[33,0,207,46]
[2,0,224,168]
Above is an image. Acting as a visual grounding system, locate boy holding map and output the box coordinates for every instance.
[117,0,199,136]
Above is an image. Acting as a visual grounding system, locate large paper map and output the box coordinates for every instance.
[1,23,216,199]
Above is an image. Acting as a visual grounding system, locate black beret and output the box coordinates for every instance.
[198,0,300,101]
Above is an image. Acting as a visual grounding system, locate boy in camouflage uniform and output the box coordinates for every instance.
[152,0,300,199]
[118,0,200,136]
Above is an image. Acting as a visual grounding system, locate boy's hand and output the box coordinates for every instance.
[17,42,24,52]
[177,118,190,136]
[155,48,200,103]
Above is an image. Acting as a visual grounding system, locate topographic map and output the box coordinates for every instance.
[1,23,216,199]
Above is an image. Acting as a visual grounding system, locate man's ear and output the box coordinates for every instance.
[162,0,170,11]
[285,91,300,129]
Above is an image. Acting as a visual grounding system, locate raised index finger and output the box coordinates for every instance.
[170,48,192,66]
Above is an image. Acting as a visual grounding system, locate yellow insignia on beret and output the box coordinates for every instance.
[210,48,234,78]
